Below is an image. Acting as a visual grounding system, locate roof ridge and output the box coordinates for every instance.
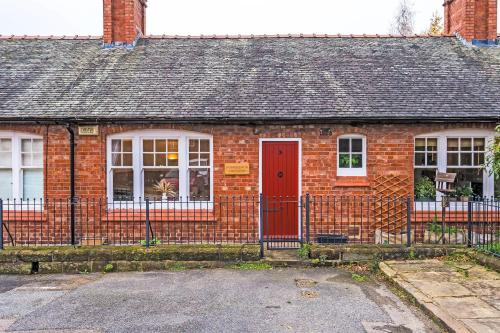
[0,35,102,40]
[0,33,458,41]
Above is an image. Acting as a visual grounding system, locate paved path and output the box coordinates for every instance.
[381,259,500,333]
[0,268,439,333]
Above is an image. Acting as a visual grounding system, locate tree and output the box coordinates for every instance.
[485,126,500,181]
[427,11,443,36]
[390,0,415,35]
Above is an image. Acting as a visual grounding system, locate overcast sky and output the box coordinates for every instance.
[0,0,498,36]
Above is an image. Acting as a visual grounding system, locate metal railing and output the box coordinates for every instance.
[0,196,499,255]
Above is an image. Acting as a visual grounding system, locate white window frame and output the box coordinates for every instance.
[414,128,496,209]
[106,130,213,206]
[0,131,44,201]
[337,134,367,177]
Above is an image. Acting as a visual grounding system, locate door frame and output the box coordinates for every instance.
[258,138,302,240]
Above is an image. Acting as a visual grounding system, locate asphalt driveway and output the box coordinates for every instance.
[0,268,440,333]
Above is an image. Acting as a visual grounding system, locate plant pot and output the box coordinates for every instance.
[162,193,168,201]
[460,196,470,202]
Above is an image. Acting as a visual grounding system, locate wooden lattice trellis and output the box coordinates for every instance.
[371,174,411,232]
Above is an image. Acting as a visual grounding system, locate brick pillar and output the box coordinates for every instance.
[103,0,147,47]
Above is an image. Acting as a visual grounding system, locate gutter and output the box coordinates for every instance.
[0,116,499,125]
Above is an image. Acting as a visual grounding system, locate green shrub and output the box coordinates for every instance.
[414,177,436,200]
[297,244,311,260]
[139,238,161,246]
[104,263,114,273]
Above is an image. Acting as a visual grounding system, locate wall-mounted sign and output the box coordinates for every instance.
[224,163,250,175]
[78,125,99,136]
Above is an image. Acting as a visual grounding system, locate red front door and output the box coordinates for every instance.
[262,141,299,239]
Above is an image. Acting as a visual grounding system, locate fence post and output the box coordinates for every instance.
[467,201,473,248]
[406,197,412,248]
[259,194,264,258]
[145,198,150,248]
[305,193,310,244]
[0,199,3,250]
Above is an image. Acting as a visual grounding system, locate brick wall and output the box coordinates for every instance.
[1,122,495,201]
[444,0,497,42]
[1,122,495,245]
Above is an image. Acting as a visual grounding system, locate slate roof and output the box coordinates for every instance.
[0,36,499,123]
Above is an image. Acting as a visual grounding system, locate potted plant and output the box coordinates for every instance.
[153,179,177,201]
[455,185,474,202]
[414,177,436,201]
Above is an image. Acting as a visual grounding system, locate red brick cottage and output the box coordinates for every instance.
[0,0,499,246]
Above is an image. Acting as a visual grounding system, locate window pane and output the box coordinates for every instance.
[112,169,133,201]
[23,169,43,200]
[0,169,12,199]
[339,154,350,168]
[122,153,133,167]
[21,139,31,152]
[168,140,178,152]
[143,153,154,166]
[32,139,43,153]
[447,168,483,197]
[460,138,472,151]
[474,152,485,166]
[155,139,166,153]
[0,138,11,151]
[122,140,132,152]
[112,153,121,166]
[144,169,179,200]
[460,153,472,166]
[189,139,199,152]
[189,153,199,166]
[427,153,437,166]
[21,153,31,166]
[167,153,179,167]
[415,153,426,166]
[0,152,11,167]
[111,140,121,152]
[351,139,362,153]
[447,153,459,166]
[143,140,154,152]
[156,153,166,167]
[414,169,436,200]
[351,154,363,168]
[415,138,426,151]
[339,139,350,153]
[427,138,437,151]
[447,138,459,151]
[200,140,210,152]
[189,168,210,200]
[32,153,43,167]
[473,138,485,151]
[199,153,210,167]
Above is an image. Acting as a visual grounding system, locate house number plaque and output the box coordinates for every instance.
[78,125,99,136]
[224,163,250,175]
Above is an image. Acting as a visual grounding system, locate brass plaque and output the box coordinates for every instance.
[78,125,99,136]
[224,163,250,175]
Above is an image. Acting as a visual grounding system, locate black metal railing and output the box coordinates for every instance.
[0,196,499,255]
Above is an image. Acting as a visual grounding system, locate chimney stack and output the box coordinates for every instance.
[444,0,497,45]
[103,0,147,47]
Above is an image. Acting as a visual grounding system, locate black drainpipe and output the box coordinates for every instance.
[66,124,76,245]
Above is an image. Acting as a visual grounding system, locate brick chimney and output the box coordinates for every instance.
[103,0,147,47]
[444,0,497,45]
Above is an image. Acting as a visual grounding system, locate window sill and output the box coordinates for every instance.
[334,177,370,187]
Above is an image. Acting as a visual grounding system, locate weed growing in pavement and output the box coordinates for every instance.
[298,244,311,260]
[229,262,272,270]
[351,273,368,282]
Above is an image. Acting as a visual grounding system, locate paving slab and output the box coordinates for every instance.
[381,258,500,333]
